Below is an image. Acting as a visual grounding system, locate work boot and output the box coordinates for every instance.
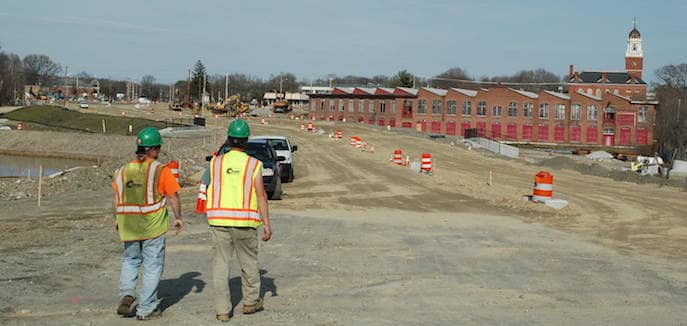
[117,295,136,316]
[242,299,264,314]
[216,313,231,322]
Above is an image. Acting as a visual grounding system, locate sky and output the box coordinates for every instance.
[0,0,685,84]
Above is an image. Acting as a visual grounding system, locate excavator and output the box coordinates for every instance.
[273,100,291,113]
[208,94,250,117]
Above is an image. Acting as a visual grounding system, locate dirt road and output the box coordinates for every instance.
[1,110,686,325]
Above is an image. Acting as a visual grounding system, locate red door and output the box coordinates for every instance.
[446,121,457,136]
[491,123,501,139]
[389,119,396,128]
[586,127,598,143]
[571,126,581,142]
[476,122,486,137]
[378,119,385,126]
[538,125,549,141]
[506,124,517,140]
[419,121,428,132]
[619,128,631,145]
[431,121,441,134]
[554,126,565,142]
[461,122,471,137]
[636,128,648,145]
[603,134,614,146]
[401,122,412,128]
[368,119,375,125]
[522,125,533,140]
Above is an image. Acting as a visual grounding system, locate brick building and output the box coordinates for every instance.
[307,24,657,149]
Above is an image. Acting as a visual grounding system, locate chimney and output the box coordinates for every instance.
[601,72,608,83]
[569,64,574,76]
[573,72,580,82]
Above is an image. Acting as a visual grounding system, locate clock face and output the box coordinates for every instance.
[632,61,638,67]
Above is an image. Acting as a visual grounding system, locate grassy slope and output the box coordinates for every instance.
[1,105,166,135]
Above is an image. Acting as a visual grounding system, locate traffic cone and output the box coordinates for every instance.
[195,183,207,214]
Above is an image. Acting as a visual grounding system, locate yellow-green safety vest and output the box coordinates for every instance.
[206,151,263,228]
[114,159,168,241]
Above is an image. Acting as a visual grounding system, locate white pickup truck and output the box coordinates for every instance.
[250,135,297,183]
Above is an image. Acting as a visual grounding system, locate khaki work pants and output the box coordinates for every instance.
[211,226,261,314]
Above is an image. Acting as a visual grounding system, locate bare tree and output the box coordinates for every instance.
[140,75,156,98]
[22,54,62,86]
[655,64,687,161]
[432,67,472,89]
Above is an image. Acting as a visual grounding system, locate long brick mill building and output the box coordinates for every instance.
[307,24,657,149]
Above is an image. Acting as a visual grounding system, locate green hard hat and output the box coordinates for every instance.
[137,127,163,147]
[227,119,250,138]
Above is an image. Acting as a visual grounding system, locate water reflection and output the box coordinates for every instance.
[0,155,91,177]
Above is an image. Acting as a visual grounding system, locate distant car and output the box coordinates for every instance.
[78,102,89,109]
[250,135,297,182]
[206,138,285,200]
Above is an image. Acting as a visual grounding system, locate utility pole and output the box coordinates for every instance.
[63,65,68,106]
[224,73,228,100]
[187,69,191,104]
[201,73,206,112]
[75,75,79,98]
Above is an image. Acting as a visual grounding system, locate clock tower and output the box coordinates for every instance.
[625,19,643,79]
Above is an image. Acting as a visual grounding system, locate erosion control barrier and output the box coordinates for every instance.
[467,137,519,158]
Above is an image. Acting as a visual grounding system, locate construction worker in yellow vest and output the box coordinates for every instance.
[206,119,272,322]
[112,127,183,321]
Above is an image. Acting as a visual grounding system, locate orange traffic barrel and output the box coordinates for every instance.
[335,130,343,139]
[307,122,314,131]
[533,171,553,202]
[355,138,363,148]
[16,122,23,130]
[195,183,207,213]
[167,160,180,184]
[393,150,403,165]
[300,123,305,130]
[350,136,357,146]
[421,153,432,173]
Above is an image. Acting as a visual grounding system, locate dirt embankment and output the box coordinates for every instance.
[1,105,168,135]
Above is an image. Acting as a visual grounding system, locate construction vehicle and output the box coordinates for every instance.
[208,94,250,116]
[273,100,291,113]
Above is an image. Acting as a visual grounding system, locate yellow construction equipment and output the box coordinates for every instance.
[273,100,291,113]
[209,94,250,116]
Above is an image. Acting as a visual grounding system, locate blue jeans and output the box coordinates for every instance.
[118,235,166,316]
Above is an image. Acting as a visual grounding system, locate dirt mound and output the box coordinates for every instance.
[539,156,682,188]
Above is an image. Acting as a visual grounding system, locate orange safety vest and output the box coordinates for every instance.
[206,151,263,228]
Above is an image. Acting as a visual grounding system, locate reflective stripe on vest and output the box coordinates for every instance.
[206,151,262,228]
[115,160,168,241]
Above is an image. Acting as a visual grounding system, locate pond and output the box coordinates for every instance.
[0,154,92,178]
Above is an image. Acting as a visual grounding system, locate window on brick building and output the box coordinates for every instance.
[369,100,375,113]
[596,89,602,97]
[391,101,396,113]
[380,101,386,113]
[418,100,427,114]
[571,104,581,120]
[310,101,314,111]
[348,99,354,112]
[447,100,457,115]
[587,105,598,121]
[477,101,487,116]
[329,99,335,111]
[555,104,565,120]
[492,105,502,117]
[359,99,365,113]
[432,100,442,114]
[524,103,533,117]
[339,99,345,111]
[638,106,648,122]
[539,103,549,119]
[462,101,472,115]
[508,102,518,117]
[321,100,325,111]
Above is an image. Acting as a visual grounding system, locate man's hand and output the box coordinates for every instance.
[173,218,184,235]
[262,223,272,241]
